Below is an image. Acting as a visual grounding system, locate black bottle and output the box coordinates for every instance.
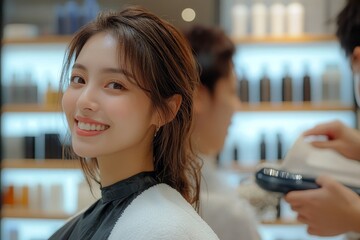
[303,73,311,102]
[233,145,239,162]
[260,134,266,160]
[24,136,36,159]
[239,76,249,102]
[282,73,293,102]
[276,133,283,160]
[276,197,282,219]
[260,74,271,102]
[44,133,62,159]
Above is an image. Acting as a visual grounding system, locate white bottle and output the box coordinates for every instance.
[251,0,268,37]
[232,2,248,38]
[270,1,285,36]
[322,63,341,103]
[286,1,305,36]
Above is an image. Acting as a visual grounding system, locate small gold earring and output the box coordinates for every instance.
[154,126,160,137]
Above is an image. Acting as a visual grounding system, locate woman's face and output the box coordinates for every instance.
[62,32,158,159]
[194,65,240,155]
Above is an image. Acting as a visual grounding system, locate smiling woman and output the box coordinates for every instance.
[49,6,219,240]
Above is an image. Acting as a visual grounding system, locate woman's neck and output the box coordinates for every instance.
[97,150,154,187]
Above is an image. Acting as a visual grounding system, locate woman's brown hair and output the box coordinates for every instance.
[60,6,201,208]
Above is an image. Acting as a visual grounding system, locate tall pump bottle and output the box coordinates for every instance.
[232,1,248,38]
[286,1,305,36]
[270,1,285,36]
[251,0,268,37]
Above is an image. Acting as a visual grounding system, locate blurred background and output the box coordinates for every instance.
[0,0,355,239]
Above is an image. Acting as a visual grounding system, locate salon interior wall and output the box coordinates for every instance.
[0,1,356,239]
[218,0,356,166]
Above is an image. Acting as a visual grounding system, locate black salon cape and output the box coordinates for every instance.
[49,172,158,240]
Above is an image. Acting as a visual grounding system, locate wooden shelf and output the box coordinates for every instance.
[232,34,337,44]
[2,207,72,220]
[1,159,80,169]
[238,102,354,112]
[2,35,336,45]
[2,102,353,114]
[2,35,72,45]
[2,104,61,113]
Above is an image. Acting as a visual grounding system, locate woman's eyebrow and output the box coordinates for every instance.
[101,67,135,79]
[72,63,135,80]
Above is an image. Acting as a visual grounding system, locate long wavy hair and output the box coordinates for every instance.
[60,6,201,208]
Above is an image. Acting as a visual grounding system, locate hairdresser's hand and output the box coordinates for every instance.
[303,120,360,160]
[285,175,360,236]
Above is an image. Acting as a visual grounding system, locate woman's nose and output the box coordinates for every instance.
[76,86,99,112]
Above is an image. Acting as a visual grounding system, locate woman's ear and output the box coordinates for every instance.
[165,94,182,123]
[154,94,182,127]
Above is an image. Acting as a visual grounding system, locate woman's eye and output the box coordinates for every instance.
[107,82,125,90]
[70,76,85,84]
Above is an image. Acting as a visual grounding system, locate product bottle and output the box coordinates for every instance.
[322,64,341,103]
[82,0,100,24]
[232,1,248,38]
[276,133,283,160]
[24,136,36,159]
[45,82,53,105]
[260,73,271,102]
[20,185,29,208]
[3,185,15,206]
[44,133,62,159]
[8,73,18,104]
[233,144,239,162]
[251,0,268,37]
[65,0,80,34]
[239,74,249,102]
[286,1,305,36]
[55,4,66,35]
[282,69,293,102]
[24,71,38,103]
[270,1,285,36]
[303,67,311,102]
[260,133,267,160]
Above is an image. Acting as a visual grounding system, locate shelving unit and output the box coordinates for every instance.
[2,35,72,45]
[2,207,72,220]
[232,34,337,44]
[1,10,355,240]
[238,102,354,112]
[2,104,61,113]
[1,159,79,169]
[2,34,337,45]
[2,102,353,114]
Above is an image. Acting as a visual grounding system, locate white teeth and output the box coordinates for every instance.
[78,121,107,131]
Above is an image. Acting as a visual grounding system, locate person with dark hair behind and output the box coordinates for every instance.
[49,7,219,240]
[185,25,261,240]
[285,0,360,238]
